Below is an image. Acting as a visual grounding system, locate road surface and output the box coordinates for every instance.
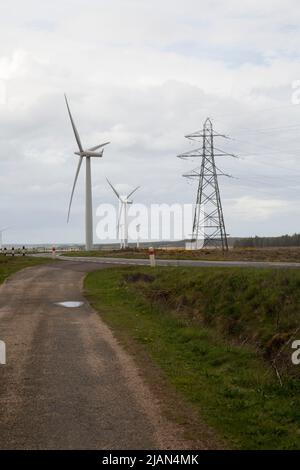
[0,261,189,449]
[58,255,300,269]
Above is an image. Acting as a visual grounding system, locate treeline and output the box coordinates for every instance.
[234,233,300,248]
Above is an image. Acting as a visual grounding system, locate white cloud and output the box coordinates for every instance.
[0,0,300,243]
[230,196,287,219]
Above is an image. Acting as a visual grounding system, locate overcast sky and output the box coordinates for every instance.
[1,0,300,244]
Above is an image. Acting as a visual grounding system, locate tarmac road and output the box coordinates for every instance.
[58,255,300,269]
[0,261,188,450]
[2,253,293,450]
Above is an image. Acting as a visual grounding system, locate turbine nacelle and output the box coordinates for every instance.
[74,150,103,158]
[120,197,133,204]
[74,141,110,158]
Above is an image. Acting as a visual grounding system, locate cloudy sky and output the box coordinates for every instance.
[1,0,300,244]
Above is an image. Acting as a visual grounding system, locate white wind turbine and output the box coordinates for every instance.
[65,94,110,251]
[0,227,9,250]
[106,178,140,249]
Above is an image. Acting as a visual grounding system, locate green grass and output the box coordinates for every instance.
[0,255,55,285]
[65,246,300,262]
[85,266,300,450]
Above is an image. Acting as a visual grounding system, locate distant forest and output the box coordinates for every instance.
[234,234,300,248]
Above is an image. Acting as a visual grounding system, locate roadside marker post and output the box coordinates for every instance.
[149,246,156,267]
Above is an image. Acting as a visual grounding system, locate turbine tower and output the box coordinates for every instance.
[177,117,235,251]
[0,227,9,250]
[65,95,110,251]
[106,178,140,249]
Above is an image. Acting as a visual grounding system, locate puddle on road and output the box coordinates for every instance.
[55,301,84,308]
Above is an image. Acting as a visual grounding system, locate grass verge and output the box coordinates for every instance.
[85,266,300,450]
[0,255,55,285]
[66,247,300,263]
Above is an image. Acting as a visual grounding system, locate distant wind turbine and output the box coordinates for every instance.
[0,227,9,250]
[106,178,140,249]
[65,94,110,251]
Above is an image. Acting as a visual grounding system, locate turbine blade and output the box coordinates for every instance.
[127,186,140,199]
[88,142,110,152]
[67,157,83,222]
[64,94,84,153]
[106,177,120,200]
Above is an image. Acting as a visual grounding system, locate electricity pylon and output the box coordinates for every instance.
[177,118,235,251]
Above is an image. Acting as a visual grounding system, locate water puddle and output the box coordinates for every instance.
[55,301,84,308]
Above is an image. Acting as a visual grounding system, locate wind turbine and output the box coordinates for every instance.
[65,94,110,251]
[106,178,140,249]
[0,227,9,251]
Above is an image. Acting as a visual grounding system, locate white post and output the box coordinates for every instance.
[149,246,156,267]
[85,156,93,251]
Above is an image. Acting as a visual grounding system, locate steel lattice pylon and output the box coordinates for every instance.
[177,118,234,251]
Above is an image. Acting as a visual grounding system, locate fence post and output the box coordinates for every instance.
[149,246,156,267]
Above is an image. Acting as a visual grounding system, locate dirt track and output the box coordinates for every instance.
[0,261,189,449]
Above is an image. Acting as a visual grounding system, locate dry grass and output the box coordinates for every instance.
[67,246,300,262]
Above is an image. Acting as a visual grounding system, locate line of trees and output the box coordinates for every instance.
[234,234,300,248]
